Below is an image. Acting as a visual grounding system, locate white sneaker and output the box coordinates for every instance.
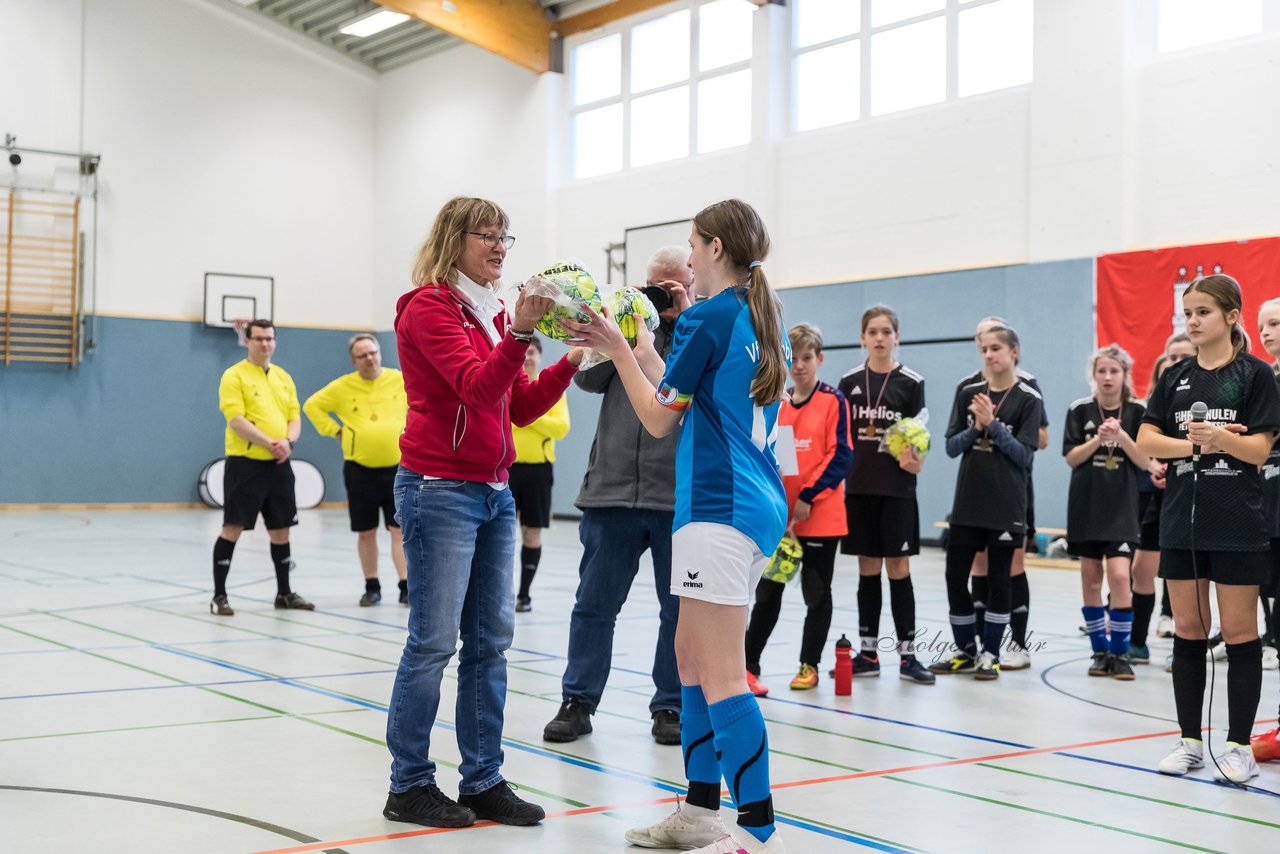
[1157,738,1204,775]
[1207,643,1228,662]
[1212,742,1260,783]
[1262,646,1278,671]
[625,802,727,849]
[1156,614,1175,638]
[1000,642,1031,670]
[685,829,787,854]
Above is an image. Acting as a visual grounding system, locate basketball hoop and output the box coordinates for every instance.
[231,317,251,348]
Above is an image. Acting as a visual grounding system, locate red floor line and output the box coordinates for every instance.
[249,718,1278,854]
[249,797,678,854]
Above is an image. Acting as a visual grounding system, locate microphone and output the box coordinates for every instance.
[1190,400,1208,462]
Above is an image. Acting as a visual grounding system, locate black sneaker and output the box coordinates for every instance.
[274,592,315,610]
[928,653,977,675]
[516,596,532,613]
[1088,652,1111,677]
[210,595,234,617]
[360,590,382,607]
[383,784,475,828]
[542,698,592,743]
[457,781,544,826]
[399,586,408,605]
[1110,655,1135,681]
[651,709,681,745]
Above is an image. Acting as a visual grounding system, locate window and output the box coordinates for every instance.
[567,1,755,179]
[1156,0,1263,53]
[791,0,1034,133]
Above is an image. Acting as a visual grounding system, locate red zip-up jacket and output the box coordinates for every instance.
[394,283,577,484]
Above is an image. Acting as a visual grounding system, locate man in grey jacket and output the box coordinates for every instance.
[542,247,693,746]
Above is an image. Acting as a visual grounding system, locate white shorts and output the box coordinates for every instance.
[670,522,767,606]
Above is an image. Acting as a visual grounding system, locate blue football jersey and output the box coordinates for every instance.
[657,287,788,556]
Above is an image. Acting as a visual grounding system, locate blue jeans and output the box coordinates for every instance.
[562,507,681,714]
[387,469,515,795]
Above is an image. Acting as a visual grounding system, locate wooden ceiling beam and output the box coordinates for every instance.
[378,0,553,73]
[554,0,672,38]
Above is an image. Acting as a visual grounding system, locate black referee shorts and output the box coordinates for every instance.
[841,493,920,557]
[1159,548,1270,586]
[509,462,553,528]
[223,456,297,531]
[343,461,398,532]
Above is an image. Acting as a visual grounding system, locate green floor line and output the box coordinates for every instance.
[884,775,1226,853]
[764,715,957,761]
[0,707,369,744]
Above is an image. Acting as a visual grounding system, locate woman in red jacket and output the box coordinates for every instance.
[382,197,583,830]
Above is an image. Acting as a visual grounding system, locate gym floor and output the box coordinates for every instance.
[2,509,1277,853]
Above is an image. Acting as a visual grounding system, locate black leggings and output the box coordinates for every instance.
[745,536,841,667]
[945,526,1014,616]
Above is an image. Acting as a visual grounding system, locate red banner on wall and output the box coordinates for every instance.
[1096,237,1280,399]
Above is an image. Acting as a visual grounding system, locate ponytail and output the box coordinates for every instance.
[1230,322,1251,355]
[747,267,787,405]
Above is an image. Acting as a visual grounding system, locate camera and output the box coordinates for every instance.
[640,284,673,314]
[7,152,19,167]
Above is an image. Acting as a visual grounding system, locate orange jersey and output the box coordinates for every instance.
[781,382,852,537]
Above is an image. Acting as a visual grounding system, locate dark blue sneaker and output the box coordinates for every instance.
[852,653,881,677]
[899,655,936,684]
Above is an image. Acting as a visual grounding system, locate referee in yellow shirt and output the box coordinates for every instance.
[213,319,314,616]
[304,334,409,607]
[512,337,570,612]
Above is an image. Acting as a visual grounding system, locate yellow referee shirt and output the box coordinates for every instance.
[513,394,570,464]
[303,368,406,469]
[219,360,300,460]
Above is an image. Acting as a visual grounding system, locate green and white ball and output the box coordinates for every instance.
[529,261,602,341]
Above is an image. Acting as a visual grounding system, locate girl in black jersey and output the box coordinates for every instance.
[838,306,933,685]
[1063,345,1152,681]
[931,325,1042,680]
[1249,299,1280,763]
[1138,275,1280,784]
[1153,333,1199,640]
[1130,353,1169,659]
[959,316,1047,671]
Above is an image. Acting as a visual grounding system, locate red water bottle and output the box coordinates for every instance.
[834,634,853,696]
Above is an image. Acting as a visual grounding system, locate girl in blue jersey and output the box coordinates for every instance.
[567,199,789,854]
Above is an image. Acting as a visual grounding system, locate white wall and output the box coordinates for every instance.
[2,0,379,328]
[377,0,1280,294]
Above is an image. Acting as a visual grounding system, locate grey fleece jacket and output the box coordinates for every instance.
[573,322,679,512]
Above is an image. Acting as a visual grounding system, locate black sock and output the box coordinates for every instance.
[398,579,408,594]
[270,542,292,596]
[1225,639,1263,745]
[212,537,236,597]
[971,575,989,639]
[685,781,720,812]
[857,574,882,655]
[1130,592,1156,648]
[1172,636,1209,740]
[365,578,381,593]
[1160,582,1173,617]
[888,575,916,655]
[1010,573,1030,647]
[518,546,541,599]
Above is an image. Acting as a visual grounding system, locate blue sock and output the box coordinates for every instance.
[949,612,977,657]
[982,610,1009,657]
[1083,605,1108,653]
[1109,607,1133,657]
[680,686,721,810]
[708,693,774,843]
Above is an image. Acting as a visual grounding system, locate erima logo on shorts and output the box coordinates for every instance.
[683,570,703,589]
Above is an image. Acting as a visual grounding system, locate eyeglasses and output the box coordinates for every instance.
[466,231,515,250]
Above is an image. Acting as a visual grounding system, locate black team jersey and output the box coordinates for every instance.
[839,363,926,497]
[946,379,1043,535]
[1259,373,1280,538]
[957,367,1049,429]
[1063,397,1147,543]
[1143,353,1280,552]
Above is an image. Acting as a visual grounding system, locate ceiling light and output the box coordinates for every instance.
[340,9,411,37]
